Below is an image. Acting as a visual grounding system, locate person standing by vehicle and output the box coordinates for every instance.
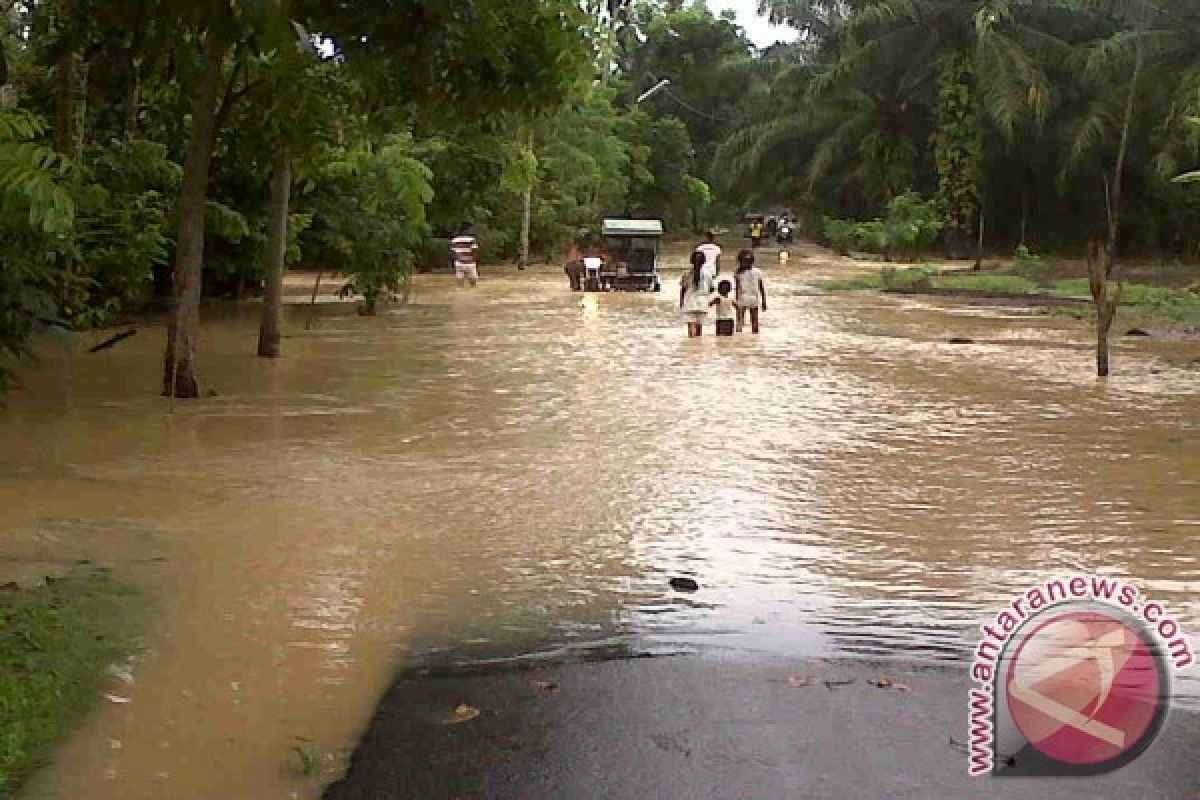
[696,230,722,280]
[565,228,589,291]
[735,249,767,333]
[450,224,480,288]
[680,249,714,338]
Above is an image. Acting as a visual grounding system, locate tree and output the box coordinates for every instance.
[0,109,75,389]
[1050,0,1200,375]
[153,0,592,396]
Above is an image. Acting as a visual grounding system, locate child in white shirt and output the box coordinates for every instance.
[735,249,768,333]
[710,279,736,336]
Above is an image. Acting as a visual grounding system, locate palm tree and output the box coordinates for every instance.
[822,1,1059,257]
[1048,0,1200,375]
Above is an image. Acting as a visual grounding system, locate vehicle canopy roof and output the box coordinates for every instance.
[602,218,663,237]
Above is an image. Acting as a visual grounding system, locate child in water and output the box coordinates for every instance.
[710,279,736,336]
[680,249,715,337]
[735,249,767,333]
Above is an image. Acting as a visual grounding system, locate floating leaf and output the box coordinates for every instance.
[442,703,481,724]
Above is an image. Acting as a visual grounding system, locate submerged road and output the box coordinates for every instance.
[5,243,1198,798]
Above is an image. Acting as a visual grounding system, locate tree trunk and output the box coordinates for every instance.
[124,66,141,139]
[54,53,78,154]
[162,32,226,398]
[934,52,982,260]
[518,129,534,269]
[258,146,291,358]
[1090,16,1143,378]
[1087,241,1119,377]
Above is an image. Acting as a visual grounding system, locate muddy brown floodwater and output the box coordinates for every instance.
[3,244,1198,799]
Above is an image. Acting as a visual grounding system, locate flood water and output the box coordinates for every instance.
[3,244,1198,799]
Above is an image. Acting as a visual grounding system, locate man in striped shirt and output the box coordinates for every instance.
[450,224,480,288]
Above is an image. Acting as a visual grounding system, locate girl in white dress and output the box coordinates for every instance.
[679,249,714,337]
[734,249,768,333]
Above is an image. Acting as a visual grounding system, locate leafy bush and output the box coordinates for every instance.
[66,138,181,324]
[881,263,939,290]
[853,219,887,253]
[823,193,942,260]
[300,134,434,313]
[0,111,74,388]
[881,192,943,260]
[1012,244,1047,284]
[823,217,857,255]
[412,237,453,273]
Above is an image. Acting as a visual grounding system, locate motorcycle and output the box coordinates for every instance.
[777,224,794,245]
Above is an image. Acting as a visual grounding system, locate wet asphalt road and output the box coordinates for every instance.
[323,654,1199,800]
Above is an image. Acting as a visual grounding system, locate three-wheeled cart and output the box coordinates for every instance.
[597,218,663,292]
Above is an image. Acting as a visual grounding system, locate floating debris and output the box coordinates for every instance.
[668,577,699,592]
[442,704,481,724]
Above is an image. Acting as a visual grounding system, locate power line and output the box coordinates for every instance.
[660,87,736,123]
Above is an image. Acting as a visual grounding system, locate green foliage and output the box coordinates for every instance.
[1011,244,1048,284]
[822,193,941,260]
[935,274,1035,293]
[0,573,144,796]
[881,264,939,290]
[882,192,944,260]
[0,110,74,388]
[300,134,434,313]
[683,175,713,232]
[66,139,180,325]
[933,52,982,256]
[1053,280,1200,325]
[822,216,857,255]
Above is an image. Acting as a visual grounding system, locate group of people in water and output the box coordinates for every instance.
[464,225,770,338]
[680,232,768,337]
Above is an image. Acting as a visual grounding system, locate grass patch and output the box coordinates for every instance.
[819,264,1200,328]
[0,571,145,797]
[933,274,1036,293]
[1050,280,1200,327]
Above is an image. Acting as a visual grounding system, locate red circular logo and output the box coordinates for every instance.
[1006,610,1165,766]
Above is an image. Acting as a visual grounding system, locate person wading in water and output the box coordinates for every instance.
[680,249,714,337]
[735,249,768,333]
[450,224,481,288]
[695,230,722,280]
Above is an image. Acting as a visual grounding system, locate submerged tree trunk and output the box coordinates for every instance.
[162,32,226,398]
[1088,241,1121,377]
[258,146,291,358]
[1090,16,1143,378]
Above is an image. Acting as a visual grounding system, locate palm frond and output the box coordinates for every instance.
[1058,99,1115,186]
[806,108,873,190]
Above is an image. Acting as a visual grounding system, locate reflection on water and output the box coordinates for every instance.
[2,247,1198,798]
